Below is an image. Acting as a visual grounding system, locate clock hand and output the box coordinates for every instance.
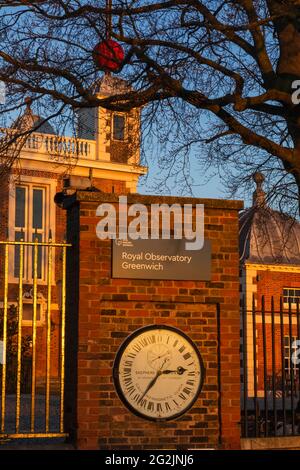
[139,359,168,402]
[150,350,170,363]
[139,371,161,402]
[162,366,187,375]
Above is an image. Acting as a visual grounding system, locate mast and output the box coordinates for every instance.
[105,0,112,76]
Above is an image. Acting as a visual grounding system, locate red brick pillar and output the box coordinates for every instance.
[59,191,243,450]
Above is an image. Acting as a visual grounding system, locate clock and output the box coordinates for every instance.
[113,325,205,421]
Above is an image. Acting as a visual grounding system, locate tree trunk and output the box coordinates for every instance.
[267,1,300,77]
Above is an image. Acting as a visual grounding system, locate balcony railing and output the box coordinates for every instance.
[0,128,96,161]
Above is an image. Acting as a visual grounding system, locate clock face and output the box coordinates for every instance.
[113,325,205,421]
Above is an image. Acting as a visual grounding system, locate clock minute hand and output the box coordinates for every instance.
[139,358,168,402]
[139,371,161,402]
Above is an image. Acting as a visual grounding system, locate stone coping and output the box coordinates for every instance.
[57,190,244,211]
[241,436,300,450]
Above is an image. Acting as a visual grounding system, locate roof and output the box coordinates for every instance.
[239,173,300,265]
[12,99,55,135]
[91,74,132,96]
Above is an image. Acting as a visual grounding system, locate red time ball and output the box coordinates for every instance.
[93,39,124,72]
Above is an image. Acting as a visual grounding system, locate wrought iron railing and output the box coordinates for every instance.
[0,236,71,440]
[241,295,300,438]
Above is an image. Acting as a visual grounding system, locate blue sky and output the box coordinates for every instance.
[137,157,250,207]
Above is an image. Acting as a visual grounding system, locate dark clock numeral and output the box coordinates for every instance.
[123,367,132,377]
[186,379,195,386]
[188,371,195,376]
[132,344,142,353]
[156,403,162,413]
[179,345,186,353]
[139,338,148,347]
[124,377,133,386]
[178,392,187,401]
[178,386,193,401]
[147,401,154,411]
[183,352,191,360]
[127,352,136,359]
[165,402,171,412]
[139,398,147,409]
[165,401,171,411]
[149,334,156,344]
[139,335,156,348]
[126,385,136,396]
[133,393,141,403]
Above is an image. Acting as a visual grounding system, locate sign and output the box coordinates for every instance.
[112,239,211,280]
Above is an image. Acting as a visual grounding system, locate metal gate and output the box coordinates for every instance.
[0,236,71,440]
[241,295,300,438]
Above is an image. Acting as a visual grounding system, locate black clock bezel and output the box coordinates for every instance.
[112,324,206,422]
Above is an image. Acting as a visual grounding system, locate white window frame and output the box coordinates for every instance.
[284,335,298,376]
[283,287,300,309]
[0,298,47,327]
[22,301,45,327]
[8,175,56,284]
[112,113,127,142]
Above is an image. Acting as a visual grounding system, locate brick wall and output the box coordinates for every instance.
[254,270,300,390]
[257,270,300,310]
[106,109,140,165]
[62,192,243,450]
[256,323,298,390]
[91,177,127,194]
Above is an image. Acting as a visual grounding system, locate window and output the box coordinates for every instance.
[22,302,44,325]
[283,288,300,307]
[0,299,46,326]
[284,336,298,375]
[112,114,126,141]
[12,183,48,281]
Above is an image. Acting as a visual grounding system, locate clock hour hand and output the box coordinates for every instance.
[162,366,187,375]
